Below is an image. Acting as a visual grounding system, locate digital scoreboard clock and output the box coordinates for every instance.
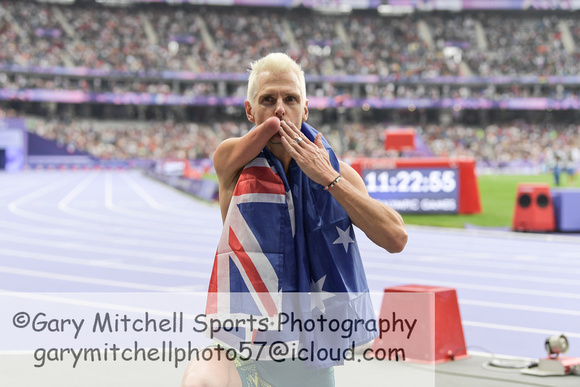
[362,167,460,213]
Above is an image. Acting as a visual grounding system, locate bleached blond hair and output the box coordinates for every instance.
[247,53,307,107]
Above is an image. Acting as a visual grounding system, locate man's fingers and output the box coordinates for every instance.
[280,136,301,156]
[280,121,308,145]
[278,127,298,151]
[314,133,324,149]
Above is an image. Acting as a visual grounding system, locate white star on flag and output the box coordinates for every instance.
[310,275,334,313]
[333,225,354,252]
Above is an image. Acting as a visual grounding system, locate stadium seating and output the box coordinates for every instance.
[0,1,577,172]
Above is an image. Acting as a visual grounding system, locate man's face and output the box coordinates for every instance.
[245,70,308,145]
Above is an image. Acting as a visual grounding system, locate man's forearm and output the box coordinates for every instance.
[328,175,408,254]
[214,117,280,178]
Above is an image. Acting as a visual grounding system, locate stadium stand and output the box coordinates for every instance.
[0,0,579,174]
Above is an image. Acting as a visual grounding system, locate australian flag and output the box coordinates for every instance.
[206,123,377,367]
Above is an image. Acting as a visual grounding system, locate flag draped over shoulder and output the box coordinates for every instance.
[206,122,377,367]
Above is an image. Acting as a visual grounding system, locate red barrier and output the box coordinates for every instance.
[512,183,555,232]
[372,284,468,364]
[350,157,482,214]
[384,129,416,151]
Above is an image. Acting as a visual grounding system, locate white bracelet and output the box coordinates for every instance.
[323,174,342,191]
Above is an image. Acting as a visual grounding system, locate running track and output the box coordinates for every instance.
[1,170,579,360]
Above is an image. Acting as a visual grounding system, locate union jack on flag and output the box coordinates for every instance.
[206,155,294,333]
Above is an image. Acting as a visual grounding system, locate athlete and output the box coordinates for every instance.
[181,53,407,387]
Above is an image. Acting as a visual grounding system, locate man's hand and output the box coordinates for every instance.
[278,120,407,253]
[278,120,338,187]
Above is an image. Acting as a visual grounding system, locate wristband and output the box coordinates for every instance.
[323,174,342,191]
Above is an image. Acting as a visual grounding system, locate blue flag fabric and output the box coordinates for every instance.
[206,122,377,368]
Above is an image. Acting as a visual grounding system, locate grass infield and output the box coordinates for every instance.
[401,173,580,229]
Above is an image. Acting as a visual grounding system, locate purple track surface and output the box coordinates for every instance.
[1,170,579,360]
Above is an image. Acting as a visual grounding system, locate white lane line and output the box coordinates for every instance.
[0,174,57,199]
[7,178,72,217]
[52,173,167,225]
[105,172,115,210]
[60,202,221,232]
[57,173,97,212]
[0,248,210,277]
[355,228,580,267]
[104,173,218,226]
[103,173,173,219]
[366,274,580,300]
[0,212,218,241]
[459,299,580,316]
[0,233,193,262]
[0,266,180,291]
[0,289,205,320]
[4,173,135,228]
[0,219,217,252]
[3,172,221,234]
[122,173,218,216]
[55,193,216,236]
[121,172,166,210]
[5,189,220,239]
[11,172,188,231]
[365,262,580,286]
[0,213,217,242]
[406,224,580,244]
[391,254,580,276]
[359,242,580,268]
[462,320,580,339]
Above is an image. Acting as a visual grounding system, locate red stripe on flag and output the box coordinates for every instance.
[234,166,285,196]
[206,292,217,315]
[206,251,219,314]
[228,227,278,316]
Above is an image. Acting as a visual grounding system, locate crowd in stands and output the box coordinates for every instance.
[3,72,578,102]
[4,104,576,175]
[2,1,580,79]
[464,14,580,77]
[22,113,248,161]
[2,2,580,103]
[2,1,580,105]
[1,1,579,174]
[419,120,580,173]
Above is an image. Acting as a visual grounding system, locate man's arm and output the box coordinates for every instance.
[278,120,408,253]
[213,116,280,181]
[330,161,407,253]
[213,117,281,221]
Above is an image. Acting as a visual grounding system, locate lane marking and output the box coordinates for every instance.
[406,224,580,244]
[0,266,181,291]
[0,248,210,277]
[0,233,193,262]
[459,299,580,316]
[0,174,57,199]
[58,173,97,212]
[365,262,580,286]
[121,173,166,210]
[366,274,580,300]
[0,289,205,320]
[8,179,72,217]
[462,320,580,339]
